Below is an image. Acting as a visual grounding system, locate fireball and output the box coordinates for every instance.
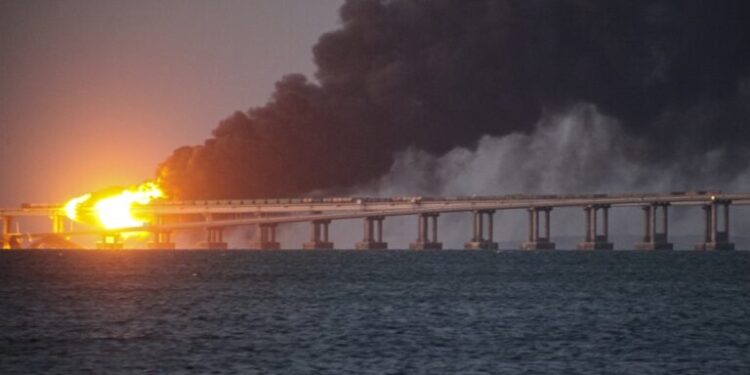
[64,193,92,221]
[64,181,165,231]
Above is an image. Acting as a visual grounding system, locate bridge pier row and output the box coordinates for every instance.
[356,216,387,250]
[465,210,498,250]
[521,207,555,250]
[577,205,613,250]
[410,213,443,250]
[96,232,124,250]
[249,223,281,250]
[695,200,735,250]
[148,216,176,250]
[635,204,673,250]
[303,220,334,249]
[198,227,228,250]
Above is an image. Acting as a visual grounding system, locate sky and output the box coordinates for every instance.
[2,0,749,246]
[0,0,343,206]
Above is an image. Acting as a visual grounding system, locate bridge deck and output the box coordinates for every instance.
[4,191,746,217]
[3,191,750,237]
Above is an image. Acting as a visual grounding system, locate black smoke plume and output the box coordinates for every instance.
[158,0,750,199]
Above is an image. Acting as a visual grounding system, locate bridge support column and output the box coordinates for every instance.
[97,232,124,250]
[521,207,555,250]
[51,215,66,234]
[303,220,334,249]
[356,216,387,250]
[577,205,613,250]
[410,213,442,250]
[249,223,281,250]
[2,215,13,249]
[198,227,228,249]
[148,216,176,249]
[695,200,735,250]
[465,210,498,249]
[635,203,673,250]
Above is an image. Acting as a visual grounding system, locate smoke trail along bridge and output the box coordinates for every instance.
[1,191,746,250]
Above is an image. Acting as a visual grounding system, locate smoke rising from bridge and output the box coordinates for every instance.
[347,106,750,248]
[157,0,750,200]
[362,105,750,198]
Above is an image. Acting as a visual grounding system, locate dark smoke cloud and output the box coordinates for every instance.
[158,0,750,199]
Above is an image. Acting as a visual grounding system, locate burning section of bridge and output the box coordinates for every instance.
[63,181,165,239]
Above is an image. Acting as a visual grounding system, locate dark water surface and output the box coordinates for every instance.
[1,250,749,374]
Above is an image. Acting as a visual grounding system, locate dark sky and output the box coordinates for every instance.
[0,0,343,206]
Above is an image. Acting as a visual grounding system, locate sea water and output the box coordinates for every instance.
[1,250,748,374]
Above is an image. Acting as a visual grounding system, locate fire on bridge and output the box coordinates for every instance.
[1,191,745,251]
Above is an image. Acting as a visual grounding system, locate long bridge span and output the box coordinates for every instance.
[1,191,747,250]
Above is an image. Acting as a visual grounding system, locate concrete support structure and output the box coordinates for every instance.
[148,216,176,249]
[249,223,281,250]
[356,216,387,250]
[303,220,334,249]
[577,205,613,250]
[410,213,442,250]
[51,215,66,234]
[148,231,175,249]
[96,232,124,250]
[198,227,228,249]
[635,204,673,250]
[695,200,735,250]
[521,207,555,250]
[1,215,13,249]
[465,210,498,250]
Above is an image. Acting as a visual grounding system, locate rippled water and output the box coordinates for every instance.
[1,250,749,374]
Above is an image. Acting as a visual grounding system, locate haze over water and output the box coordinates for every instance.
[1,250,748,374]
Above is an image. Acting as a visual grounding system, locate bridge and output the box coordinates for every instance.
[1,191,747,250]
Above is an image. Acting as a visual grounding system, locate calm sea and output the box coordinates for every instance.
[1,250,749,374]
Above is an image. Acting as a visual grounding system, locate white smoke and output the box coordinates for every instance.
[292,103,750,250]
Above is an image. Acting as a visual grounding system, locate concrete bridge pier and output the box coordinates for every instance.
[635,204,673,250]
[303,220,334,249]
[51,215,66,234]
[521,207,555,250]
[148,231,175,249]
[249,223,281,250]
[465,210,498,250]
[410,213,442,250]
[148,216,176,249]
[577,205,613,250]
[1,215,13,249]
[198,227,228,250]
[97,232,124,250]
[356,216,387,250]
[695,200,735,250]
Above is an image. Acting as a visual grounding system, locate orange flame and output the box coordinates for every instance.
[64,181,165,231]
